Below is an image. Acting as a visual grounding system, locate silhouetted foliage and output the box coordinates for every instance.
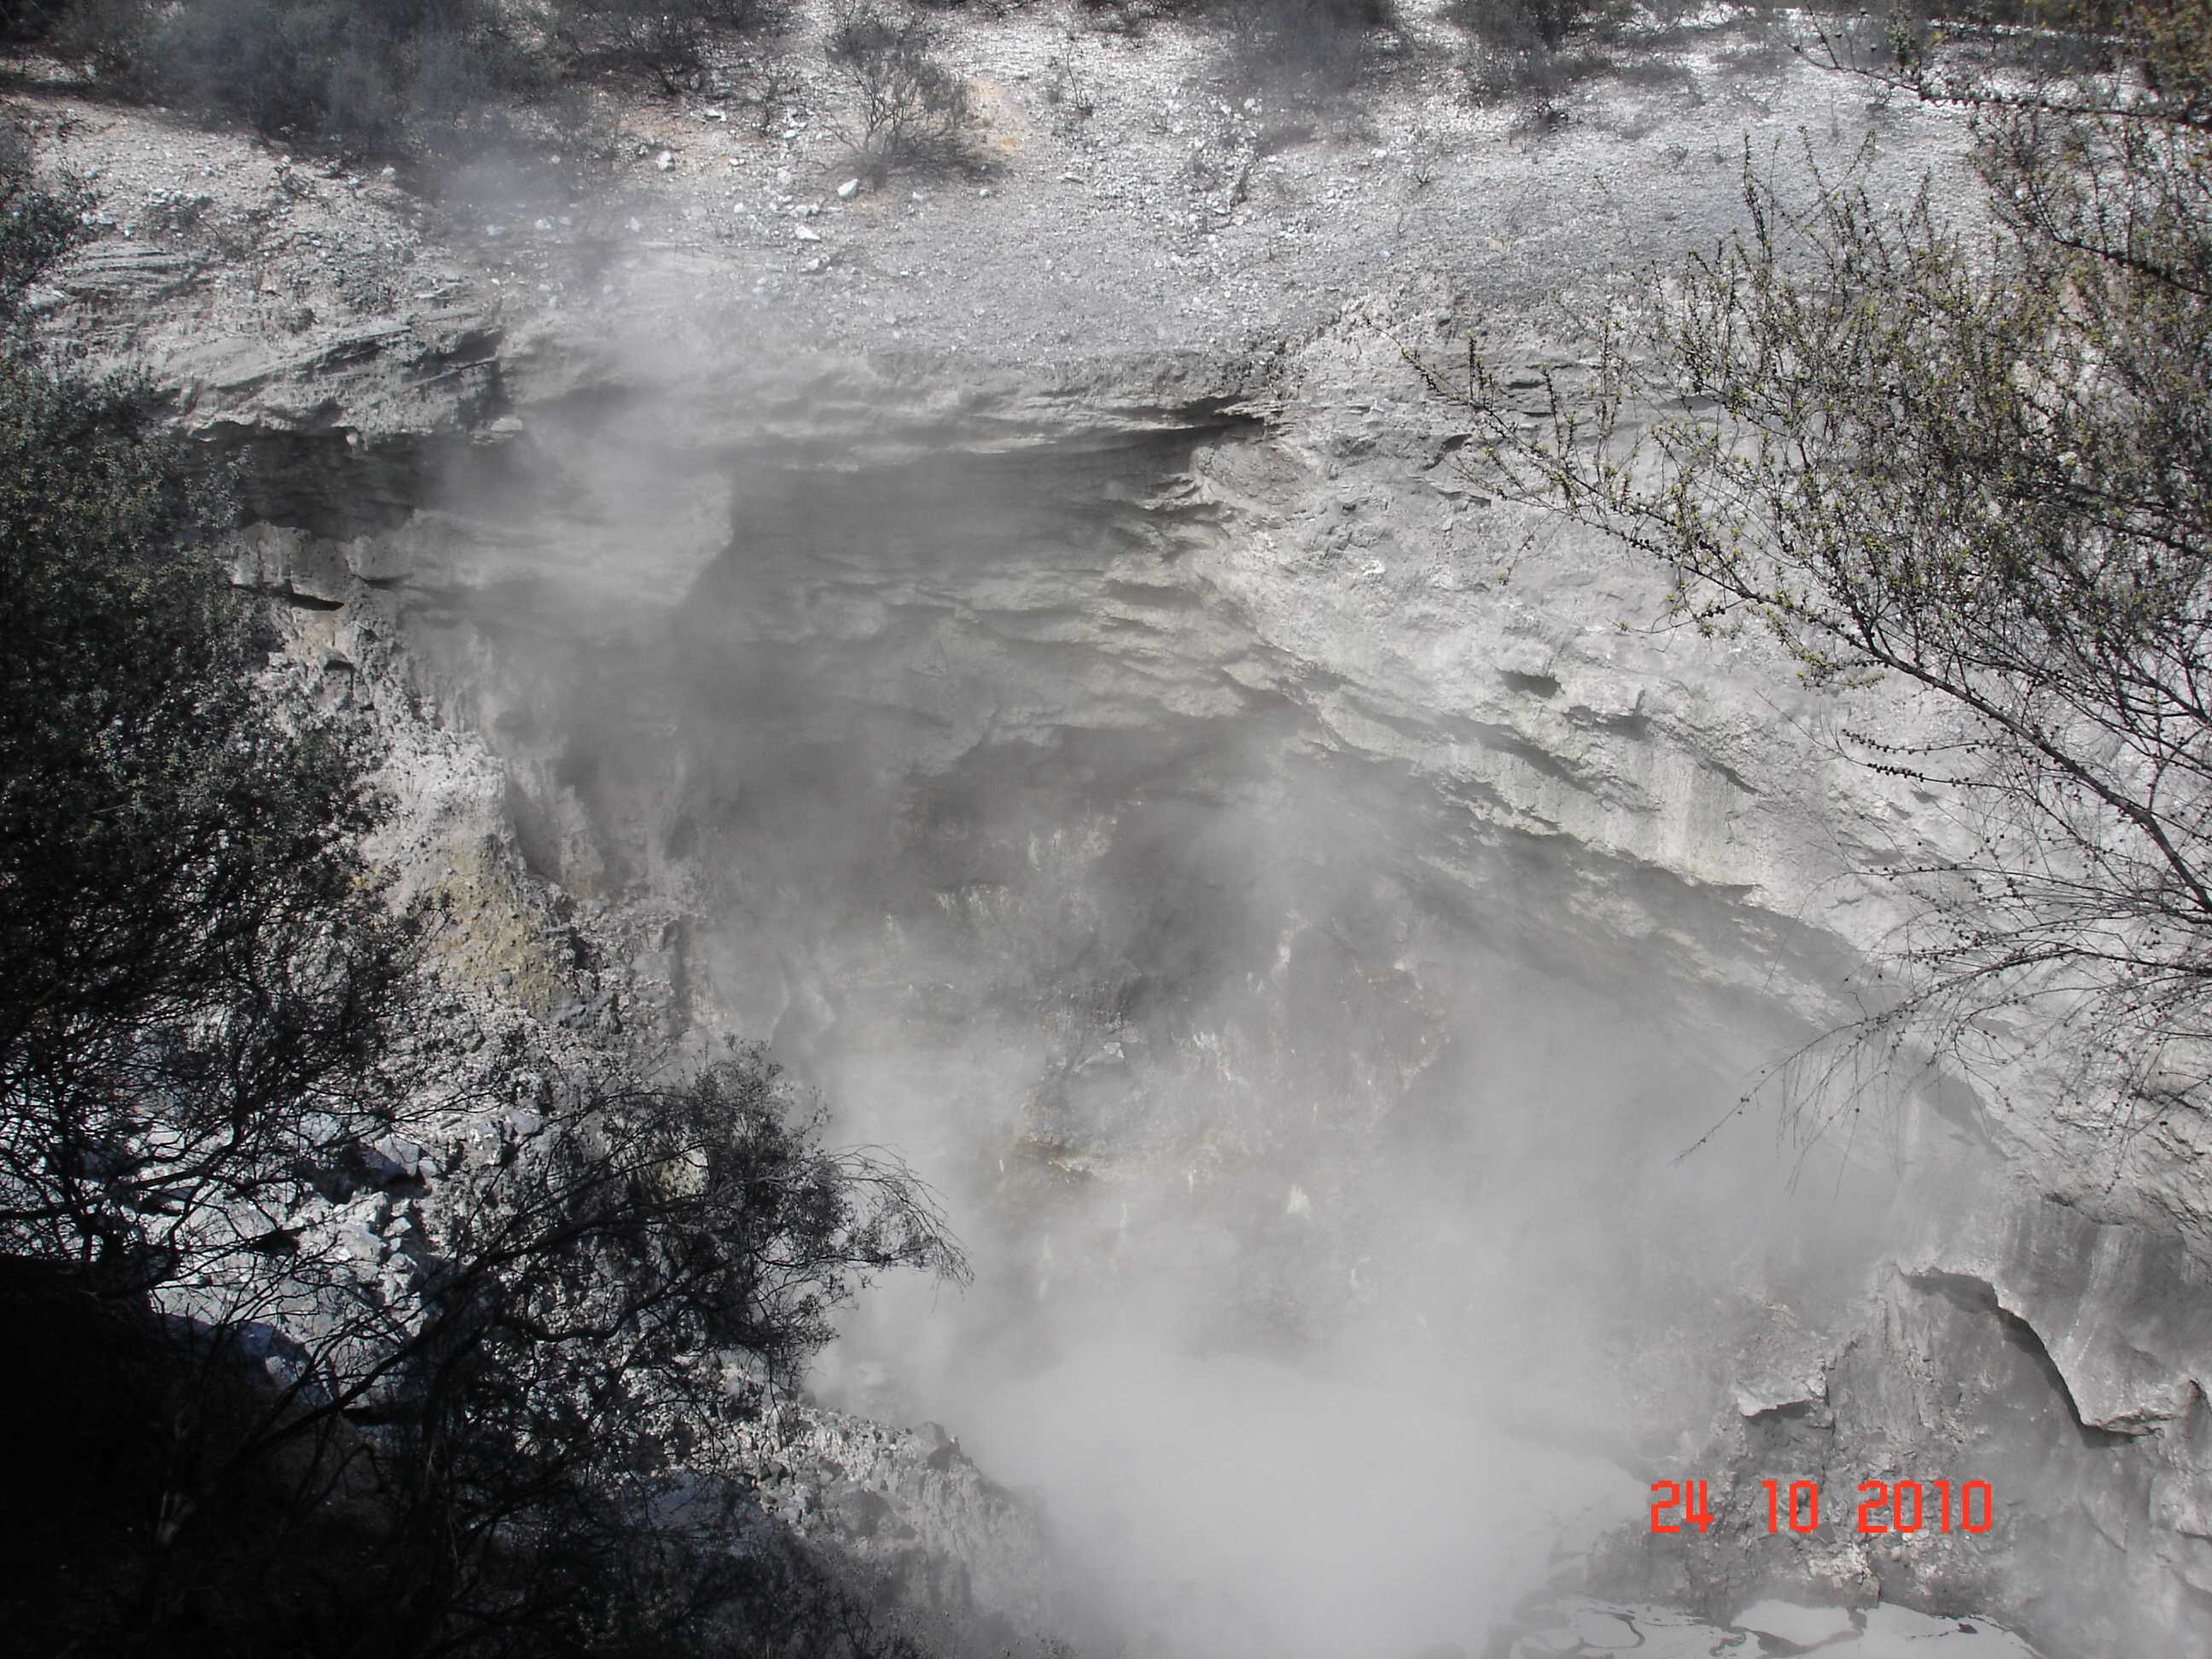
[1447,0,1620,50]
[3,1051,967,1656]
[0,342,412,1295]
[325,1051,964,1656]
[0,0,63,42]
[0,119,90,322]
[825,0,979,178]
[1447,0,1628,114]
[49,0,537,160]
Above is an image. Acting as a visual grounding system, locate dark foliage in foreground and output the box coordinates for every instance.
[1,1053,961,1658]
[1447,0,1620,49]
[0,137,965,1657]
[1068,0,1396,92]
[1445,0,1636,114]
[0,0,61,41]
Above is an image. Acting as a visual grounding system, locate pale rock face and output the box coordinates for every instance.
[154,285,2212,1656]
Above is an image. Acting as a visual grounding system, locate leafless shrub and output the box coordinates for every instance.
[553,0,785,92]
[1042,31,1099,127]
[1212,0,1399,96]
[824,1,980,179]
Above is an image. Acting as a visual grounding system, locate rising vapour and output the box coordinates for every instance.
[439,354,1932,1656]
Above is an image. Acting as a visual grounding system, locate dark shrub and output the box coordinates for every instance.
[1447,0,1624,52]
[1072,0,1160,30]
[1212,0,1398,94]
[552,0,783,89]
[0,0,61,41]
[46,0,153,80]
[51,0,534,160]
[825,1,979,178]
[1447,0,1627,111]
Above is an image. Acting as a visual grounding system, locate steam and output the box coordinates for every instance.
[432,321,1936,1656]
[670,463,1907,1653]
[957,1340,1643,1659]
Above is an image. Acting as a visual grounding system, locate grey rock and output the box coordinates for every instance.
[370,1133,427,1181]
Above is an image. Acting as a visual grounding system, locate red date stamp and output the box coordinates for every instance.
[1651,1479,1995,1535]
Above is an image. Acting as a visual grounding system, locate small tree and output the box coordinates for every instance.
[11,1040,967,1656]
[1414,7,2212,1157]
[0,145,968,1658]
[825,1,979,180]
[157,1047,963,1657]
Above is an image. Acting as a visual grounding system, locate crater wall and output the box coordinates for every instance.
[186,294,2212,1657]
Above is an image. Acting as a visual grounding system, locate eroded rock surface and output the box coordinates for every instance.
[34,64,2211,1650]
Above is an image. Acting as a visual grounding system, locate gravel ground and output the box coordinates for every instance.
[11,0,1982,373]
